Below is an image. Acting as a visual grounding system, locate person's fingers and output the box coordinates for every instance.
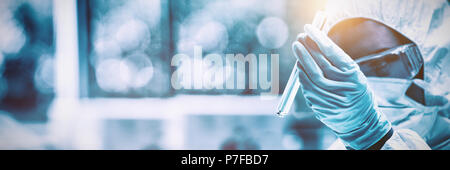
[297,33,354,81]
[304,24,356,71]
[297,33,333,70]
[296,63,356,96]
[293,41,324,82]
[296,33,306,42]
[297,62,352,109]
[293,41,356,91]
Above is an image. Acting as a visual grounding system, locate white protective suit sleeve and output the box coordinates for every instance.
[328,129,431,150]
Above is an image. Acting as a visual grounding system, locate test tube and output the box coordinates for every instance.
[276,11,327,117]
[276,67,300,117]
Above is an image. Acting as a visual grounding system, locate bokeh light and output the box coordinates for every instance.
[114,18,151,51]
[120,52,154,89]
[256,17,289,49]
[33,55,54,94]
[0,11,26,55]
[95,58,128,93]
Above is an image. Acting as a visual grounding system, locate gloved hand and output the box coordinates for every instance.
[293,24,392,150]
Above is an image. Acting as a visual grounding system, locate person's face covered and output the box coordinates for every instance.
[326,18,423,80]
[306,17,425,105]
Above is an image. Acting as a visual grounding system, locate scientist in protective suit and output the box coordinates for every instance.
[292,0,449,150]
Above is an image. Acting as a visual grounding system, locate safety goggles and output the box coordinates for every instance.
[327,17,428,106]
[355,43,423,79]
[326,17,424,80]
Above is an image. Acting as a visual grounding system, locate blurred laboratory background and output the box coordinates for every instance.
[0,0,337,150]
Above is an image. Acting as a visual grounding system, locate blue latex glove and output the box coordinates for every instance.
[293,24,392,150]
